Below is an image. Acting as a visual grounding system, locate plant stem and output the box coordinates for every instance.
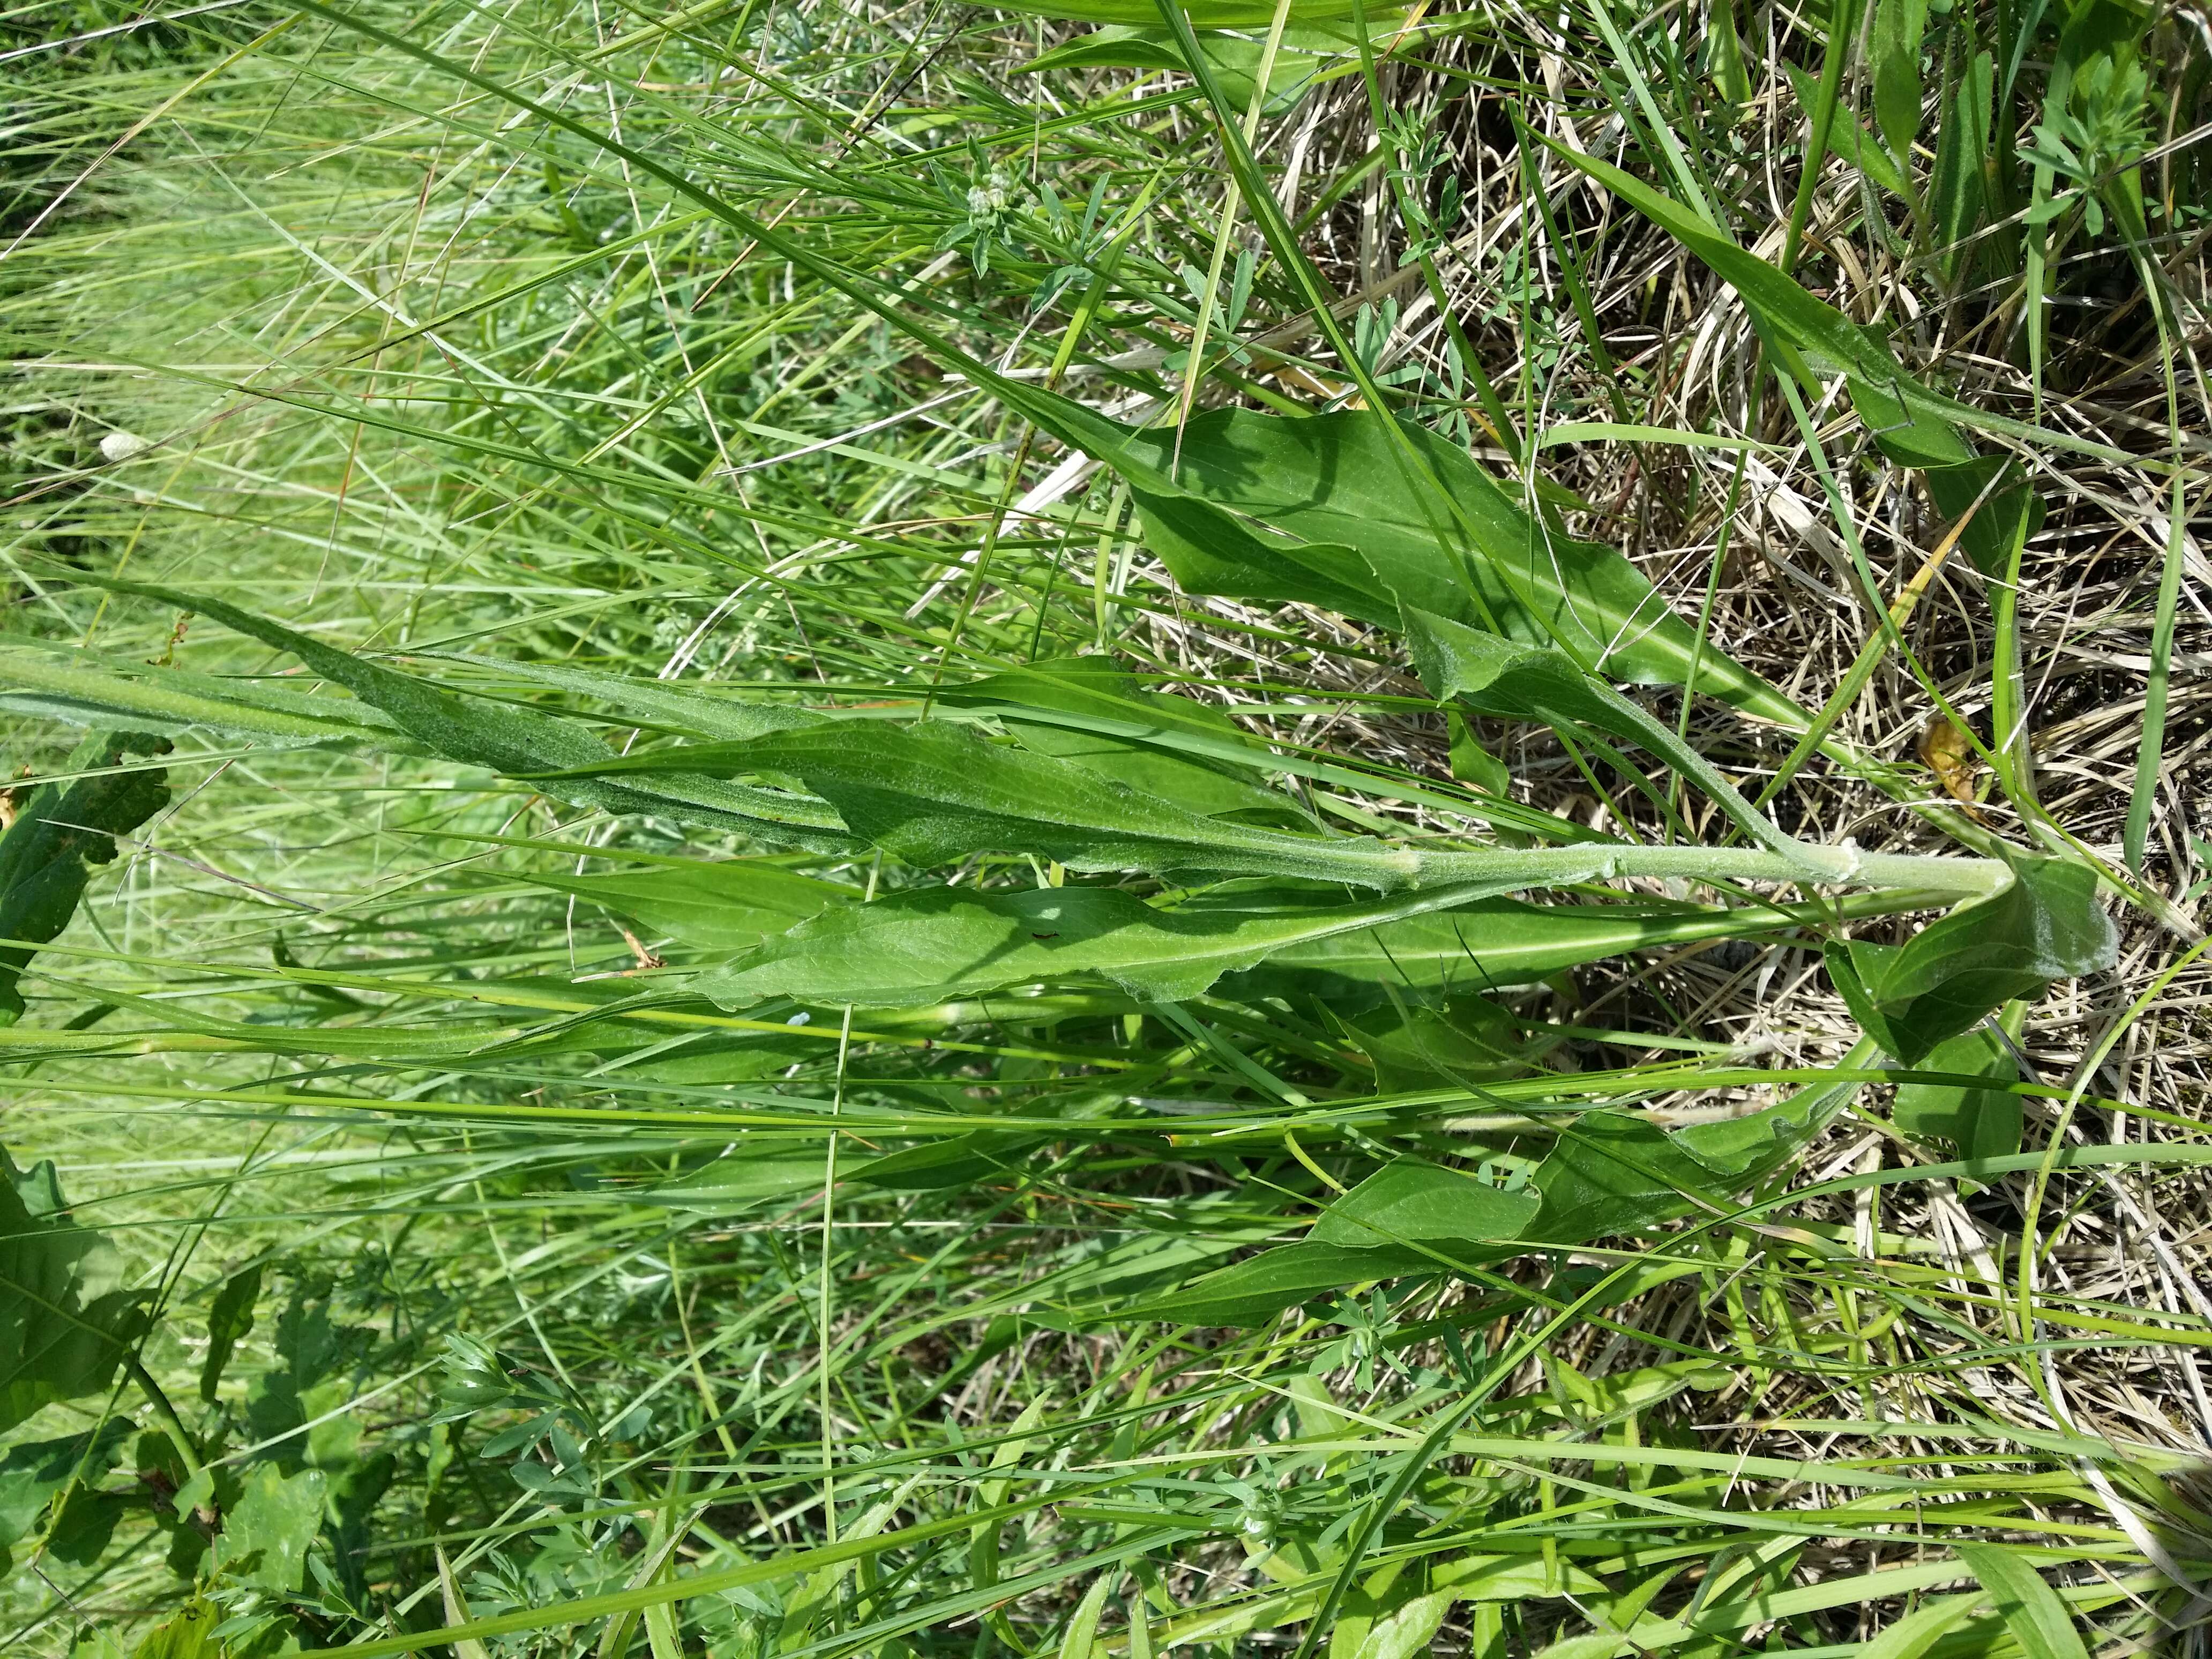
[1780,0,1863,277]
[1410,843,2009,897]
[2123,259,2188,875]
[127,1355,203,1479]
[1989,480,2036,810]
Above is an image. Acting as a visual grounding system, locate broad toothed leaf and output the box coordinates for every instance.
[0,1148,151,1432]
[0,729,171,1022]
[210,1463,325,1593]
[0,1421,135,1549]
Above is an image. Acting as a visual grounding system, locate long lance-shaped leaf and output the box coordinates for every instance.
[2,646,804,769]
[65,579,849,847]
[1116,408,1804,716]
[416,655,817,741]
[556,720,2011,895]
[604,870,1938,1004]
[1137,0,1898,834]
[0,646,413,750]
[937,657,1316,825]
[528,861,856,953]
[1142,0,1780,733]
[604,719,1455,888]
[993,0,1371,21]
[938,656,1602,844]
[1523,1036,1879,1243]
[699,879,1575,1006]
[941,657,1299,771]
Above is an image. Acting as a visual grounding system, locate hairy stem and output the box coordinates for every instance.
[1407,843,2009,897]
